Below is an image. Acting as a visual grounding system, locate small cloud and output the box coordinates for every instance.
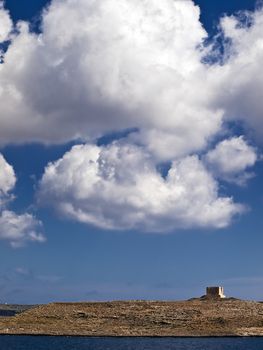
[205,136,257,185]
[0,153,45,248]
[15,267,30,276]
[0,210,45,248]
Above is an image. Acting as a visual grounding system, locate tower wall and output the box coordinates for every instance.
[206,286,225,298]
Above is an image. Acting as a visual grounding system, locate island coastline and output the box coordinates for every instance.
[1,299,263,337]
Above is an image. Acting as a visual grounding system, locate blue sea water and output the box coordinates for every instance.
[1,336,263,350]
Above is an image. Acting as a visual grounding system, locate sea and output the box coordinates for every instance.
[1,336,263,350]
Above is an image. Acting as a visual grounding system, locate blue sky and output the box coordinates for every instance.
[0,0,263,304]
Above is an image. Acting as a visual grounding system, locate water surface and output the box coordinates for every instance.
[1,336,263,350]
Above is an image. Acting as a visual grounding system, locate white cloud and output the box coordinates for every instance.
[0,153,16,207]
[0,0,223,160]
[0,210,45,248]
[213,8,263,142]
[0,2,12,43]
[0,153,45,247]
[0,0,262,233]
[205,136,258,185]
[4,0,262,161]
[38,143,244,232]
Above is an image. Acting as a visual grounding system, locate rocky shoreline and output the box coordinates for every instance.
[1,299,263,337]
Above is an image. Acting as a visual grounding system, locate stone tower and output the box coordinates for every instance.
[206,286,225,299]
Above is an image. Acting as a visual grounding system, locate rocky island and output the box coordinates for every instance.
[1,288,263,337]
[1,300,263,337]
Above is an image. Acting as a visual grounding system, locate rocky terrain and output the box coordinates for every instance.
[1,299,263,336]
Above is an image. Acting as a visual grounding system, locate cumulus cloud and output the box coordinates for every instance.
[213,8,263,141]
[0,0,262,232]
[0,2,12,43]
[0,0,223,160]
[0,154,45,247]
[0,0,261,156]
[205,136,258,185]
[38,143,244,231]
[1,0,261,158]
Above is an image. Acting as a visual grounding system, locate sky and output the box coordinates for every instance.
[0,0,263,304]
